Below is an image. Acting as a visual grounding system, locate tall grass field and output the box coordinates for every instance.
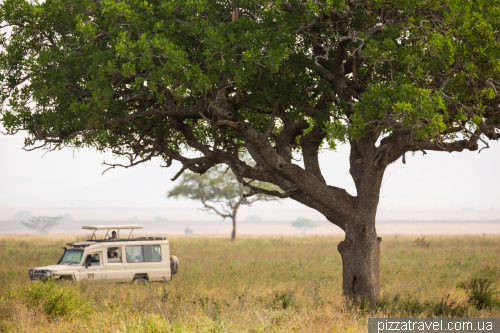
[0,235,499,332]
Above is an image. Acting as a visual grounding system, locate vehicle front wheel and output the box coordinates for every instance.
[170,255,179,275]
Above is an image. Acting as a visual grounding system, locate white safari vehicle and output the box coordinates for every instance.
[28,225,179,283]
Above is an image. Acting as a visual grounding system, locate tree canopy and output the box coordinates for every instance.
[20,215,62,234]
[292,217,319,234]
[1,0,499,198]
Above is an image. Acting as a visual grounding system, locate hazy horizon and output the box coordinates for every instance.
[2,128,499,222]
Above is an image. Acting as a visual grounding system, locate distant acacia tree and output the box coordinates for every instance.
[292,217,319,235]
[20,216,62,234]
[168,165,278,241]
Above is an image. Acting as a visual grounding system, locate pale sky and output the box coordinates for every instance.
[1,129,499,222]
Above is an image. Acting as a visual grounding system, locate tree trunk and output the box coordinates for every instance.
[336,139,385,303]
[337,221,381,303]
[230,199,242,242]
[231,216,237,242]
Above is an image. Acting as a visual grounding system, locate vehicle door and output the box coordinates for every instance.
[105,246,127,282]
[80,249,106,281]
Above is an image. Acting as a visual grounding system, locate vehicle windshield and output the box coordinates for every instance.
[60,249,84,264]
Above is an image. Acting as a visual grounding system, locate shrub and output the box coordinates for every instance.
[457,278,500,309]
[272,292,293,309]
[374,293,467,317]
[415,237,430,248]
[16,280,93,318]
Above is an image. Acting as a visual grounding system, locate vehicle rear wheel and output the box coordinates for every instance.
[133,277,148,284]
[170,255,179,275]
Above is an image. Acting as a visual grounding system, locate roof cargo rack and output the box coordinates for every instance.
[82,225,143,240]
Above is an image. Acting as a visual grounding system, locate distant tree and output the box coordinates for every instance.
[12,210,32,222]
[184,228,195,235]
[154,216,168,222]
[292,218,319,235]
[20,216,62,234]
[168,165,278,241]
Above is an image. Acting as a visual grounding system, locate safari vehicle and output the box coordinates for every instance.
[28,225,179,283]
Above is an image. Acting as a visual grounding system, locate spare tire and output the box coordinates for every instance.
[170,255,179,275]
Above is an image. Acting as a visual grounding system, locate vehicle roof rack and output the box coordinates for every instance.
[66,241,94,247]
[82,225,143,240]
[82,225,143,230]
[90,237,167,242]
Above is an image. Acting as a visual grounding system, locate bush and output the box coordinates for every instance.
[415,237,430,248]
[272,292,293,309]
[457,278,500,309]
[373,293,467,317]
[16,280,93,318]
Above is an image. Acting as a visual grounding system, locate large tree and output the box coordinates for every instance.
[1,0,499,302]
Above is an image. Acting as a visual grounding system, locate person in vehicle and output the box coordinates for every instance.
[109,231,118,240]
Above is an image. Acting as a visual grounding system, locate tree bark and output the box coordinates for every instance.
[337,223,382,303]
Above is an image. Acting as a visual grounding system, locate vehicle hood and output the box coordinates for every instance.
[33,265,75,271]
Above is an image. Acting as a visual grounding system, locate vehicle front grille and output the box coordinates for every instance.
[28,269,50,280]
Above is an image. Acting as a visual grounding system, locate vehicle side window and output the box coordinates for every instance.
[147,245,162,262]
[107,247,122,263]
[84,253,101,266]
[126,245,161,263]
[126,246,143,263]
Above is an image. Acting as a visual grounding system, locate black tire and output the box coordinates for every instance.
[133,277,148,284]
[170,255,179,275]
[57,276,73,283]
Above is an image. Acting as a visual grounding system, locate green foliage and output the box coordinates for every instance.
[457,277,500,309]
[168,166,246,205]
[291,217,318,234]
[16,279,93,318]
[272,292,294,310]
[350,85,446,140]
[1,0,498,160]
[372,293,468,318]
[20,216,62,234]
[168,164,278,217]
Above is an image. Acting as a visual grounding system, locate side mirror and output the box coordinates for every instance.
[85,258,91,268]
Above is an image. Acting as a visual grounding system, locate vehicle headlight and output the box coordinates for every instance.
[45,271,51,277]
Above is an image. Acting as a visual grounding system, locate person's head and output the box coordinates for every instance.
[111,231,117,238]
[109,251,115,257]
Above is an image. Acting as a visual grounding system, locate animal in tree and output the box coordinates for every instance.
[1,0,499,302]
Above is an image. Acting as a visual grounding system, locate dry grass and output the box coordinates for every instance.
[0,234,499,332]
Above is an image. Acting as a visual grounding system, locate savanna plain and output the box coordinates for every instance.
[0,235,499,333]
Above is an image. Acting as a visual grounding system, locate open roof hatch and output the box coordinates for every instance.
[82,225,143,240]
